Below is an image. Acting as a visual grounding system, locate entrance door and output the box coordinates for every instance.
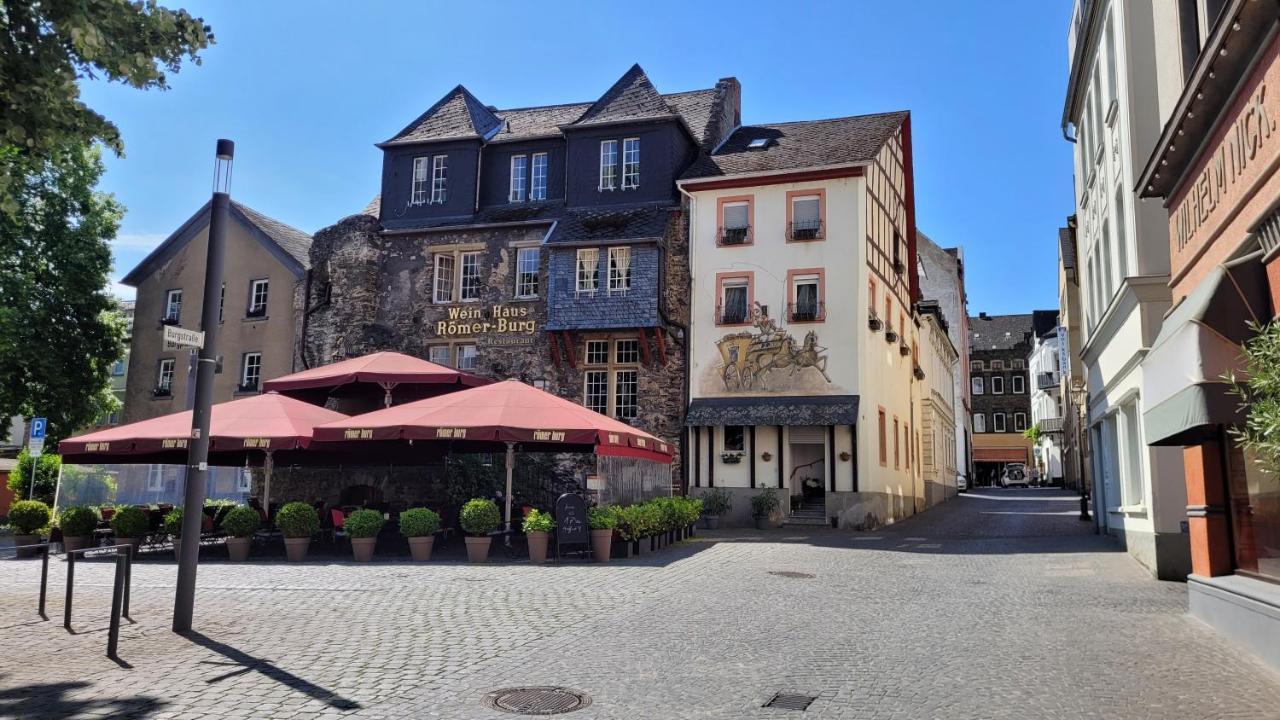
[788,426,827,509]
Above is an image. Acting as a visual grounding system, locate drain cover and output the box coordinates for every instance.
[483,687,592,715]
[763,692,817,710]
[768,571,815,579]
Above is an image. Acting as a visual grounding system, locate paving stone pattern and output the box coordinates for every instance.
[1,489,1278,719]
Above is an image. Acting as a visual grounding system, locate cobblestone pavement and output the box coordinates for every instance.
[2,488,1278,719]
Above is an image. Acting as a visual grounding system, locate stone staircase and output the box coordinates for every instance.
[784,496,830,527]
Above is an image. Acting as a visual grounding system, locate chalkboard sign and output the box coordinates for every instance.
[554,493,588,547]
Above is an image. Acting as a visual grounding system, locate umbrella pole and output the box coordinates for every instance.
[505,442,515,548]
[263,450,274,519]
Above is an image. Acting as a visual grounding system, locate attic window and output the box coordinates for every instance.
[747,137,770,149]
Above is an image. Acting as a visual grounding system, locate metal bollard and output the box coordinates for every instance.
[122,544,132,620]
[38,545,49,618]
[107,552,125,658]
[63,550,75,630]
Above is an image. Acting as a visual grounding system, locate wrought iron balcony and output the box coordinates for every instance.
[1037,371,1059,390]
[788,219,824,241]
[718,225,751,245]
[1039,416,1064,434]
[788,301,824,322]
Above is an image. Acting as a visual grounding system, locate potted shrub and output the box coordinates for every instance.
[58,505,99,553]
[163,506,185,559]
[460,498,501,563]
[9,500,50,557]
[522,509,555,564]
[221,505,260,561]
[344,509,384,562]
[700,488,731,529]
[399,507,441,561]
[587,506,617,562]
[110,505,149,550]
[276,501,319,562]
[751,488,781,530]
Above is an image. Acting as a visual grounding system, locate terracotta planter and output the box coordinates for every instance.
[465,536,491,563]
[527,531,550,564]
[226,536,251,562]
[14,535,39,558]
[407,536,435,561]
[62,536,88,553]
[284,537,310,562]
[591,529,613,562]
[702,516,720,530]
[350,537,376,562]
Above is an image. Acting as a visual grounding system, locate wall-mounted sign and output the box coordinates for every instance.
[436,304,537,338]
[163,325,205,351]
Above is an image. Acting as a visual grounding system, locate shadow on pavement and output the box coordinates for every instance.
[0,677,164,718]
[181,631,361,710]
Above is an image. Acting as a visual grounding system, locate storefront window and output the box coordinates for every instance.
[1230,444,1280,582]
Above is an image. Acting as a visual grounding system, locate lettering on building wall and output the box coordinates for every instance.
[436,304,537,337]
[716,303,831,390]
[1174,83,1275,253]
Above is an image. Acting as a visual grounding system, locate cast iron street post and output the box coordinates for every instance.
[173,139,233,632]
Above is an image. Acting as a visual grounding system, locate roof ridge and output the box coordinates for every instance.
[742,110,909,128]
[232,201,312,238]
[572,63,673,126]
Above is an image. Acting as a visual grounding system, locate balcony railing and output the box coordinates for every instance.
[1037,371,1059,390]
[718,225,751,245]
[1039,416,1064,434]
[717,302,749,325]
[787,301,824,322]
[788,219,824,241]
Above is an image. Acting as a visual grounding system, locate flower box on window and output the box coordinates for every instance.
[899,342,911,357]
[913,365,926,380]
[868,313,882,331]
[160,317,180,326]
[152,387,171,398]
[720,452,743,464]
[893,258,906,275]
[885,329,899,343]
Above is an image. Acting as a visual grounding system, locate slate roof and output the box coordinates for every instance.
[681,111,907,180]
[546,204,671,246]
[967,313,1034,351]
[380,201,565,233]
[490,102,592,143]
[664,89,720,148]
[572,64,676,127]
[233,202,313,268]
[382,85,504,145]
[1059,225,1077,271]
[686,396,859,426]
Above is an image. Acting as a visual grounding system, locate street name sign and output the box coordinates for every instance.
[163,325,205,351]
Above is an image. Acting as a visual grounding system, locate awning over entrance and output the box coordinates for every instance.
[684,395,858,427]
[1142,251,1270,446]
[974,447,1029,463]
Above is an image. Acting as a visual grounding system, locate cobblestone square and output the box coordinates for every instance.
[1,489,1277,719]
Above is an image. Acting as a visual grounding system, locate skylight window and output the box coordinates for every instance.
[747,137,770,149]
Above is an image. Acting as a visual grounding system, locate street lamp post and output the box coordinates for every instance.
[1070,381,1091,522]
[173,139,233,633]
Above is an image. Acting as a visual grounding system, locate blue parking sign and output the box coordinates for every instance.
[30,417,47,440]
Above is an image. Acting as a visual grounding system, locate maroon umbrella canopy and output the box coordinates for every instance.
[263,351,490,408]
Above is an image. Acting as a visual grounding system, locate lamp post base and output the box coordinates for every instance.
[1078,493,1091,521]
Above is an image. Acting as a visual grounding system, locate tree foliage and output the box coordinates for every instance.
[7,447,60,503]
[0,145,127,442]
[0,0,213,212]
[1227,320,1280,475]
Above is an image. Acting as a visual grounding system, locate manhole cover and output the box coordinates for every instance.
[763,692,817,710]
[483,687,592,715]
[768,571,815,579]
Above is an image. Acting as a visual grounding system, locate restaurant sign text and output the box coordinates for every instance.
[436,305,536,338]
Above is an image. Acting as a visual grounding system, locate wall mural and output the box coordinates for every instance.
[715,302,830,391]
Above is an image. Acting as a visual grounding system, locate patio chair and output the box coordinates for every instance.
[330,508,348,548]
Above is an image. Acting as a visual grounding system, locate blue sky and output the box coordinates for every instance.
[84,0,1074,315]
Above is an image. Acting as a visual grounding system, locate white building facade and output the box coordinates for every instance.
[1064,0,1189,578]
[1028,324,1065,484]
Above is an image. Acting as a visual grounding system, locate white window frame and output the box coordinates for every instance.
[991,376,1005,395]
[157,358,175,393]
[164,289,182,322]
[614,368,638,421]
[973,413,986,434]
[991,359,1004,371]
[584,369,609,414]
[971,376,984,395]
[411,156,430,205]
[621,137,640,190]
[514,246,539,299]
[607,246,631,293]
[248,278,269,316]
[1011,359,1025,370]
[576,248,599,294]
[722,425,746,452]
[430,155,448,204]
[455,344,477,371]
[530,152,548,201]
[240,351,262,390]
[147,465,164,492]
[993,413,1007,433]
[433,254,455,304]
[970,360,984,371]
[584,339,610,365]
[427,345,451,366]
[1012,374,1025,394]
[459,251,482,302]
[1014,412,1028,432]
[237,466,253,493]
[509,154,528,203]
[581,338,641,420]
[599,140,618,191]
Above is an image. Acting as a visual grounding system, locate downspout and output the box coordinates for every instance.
[673,182,697,494]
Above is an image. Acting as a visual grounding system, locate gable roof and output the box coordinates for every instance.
[381,84,504,146]
[967,313,1034,352]
[664,88,720,148]
[570,64,676,127]
[680,111,907,181]
[121,201,313,286]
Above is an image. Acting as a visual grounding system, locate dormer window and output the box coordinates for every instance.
[531,153,548,201]
[576,248,600,294]
[608,247,631,293]
[411,157,430,205]
[622,138,640,189]
[431,155,448,204]
[509,155,528,203]
[599,141,618,191]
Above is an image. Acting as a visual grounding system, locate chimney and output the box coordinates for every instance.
[979,312,989,319]
[709,77,741,148]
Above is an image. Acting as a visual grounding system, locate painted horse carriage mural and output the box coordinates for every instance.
[716,303,831,390]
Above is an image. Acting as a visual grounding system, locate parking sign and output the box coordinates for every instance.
[28,416,46,458]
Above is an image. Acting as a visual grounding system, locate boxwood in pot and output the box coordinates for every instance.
[10,499,51,557]
[587,505,618,563]
[460,498,501,563]
[221,505,260,561]
[109,505,148,543]
[344,509,384,562]
[399,507,441,561]
[163,506,184,537]
[522,509,555,564]
[58,505,99,542]
[276,501,319,562]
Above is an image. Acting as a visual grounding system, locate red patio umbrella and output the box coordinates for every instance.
[312,379,672,534]
[263,351,490,408]
[59,392,348,515]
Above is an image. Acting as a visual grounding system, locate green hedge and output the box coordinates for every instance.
[58,505,99,537]
[109,505,148,538]
[611,496,702,541]
[163,506,184,536]
[9,500,51,535]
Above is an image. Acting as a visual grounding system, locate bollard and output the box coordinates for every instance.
[63,550,75,630]
[38,544,48,618]
[122,544,132,620]
[107,552,125,658]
